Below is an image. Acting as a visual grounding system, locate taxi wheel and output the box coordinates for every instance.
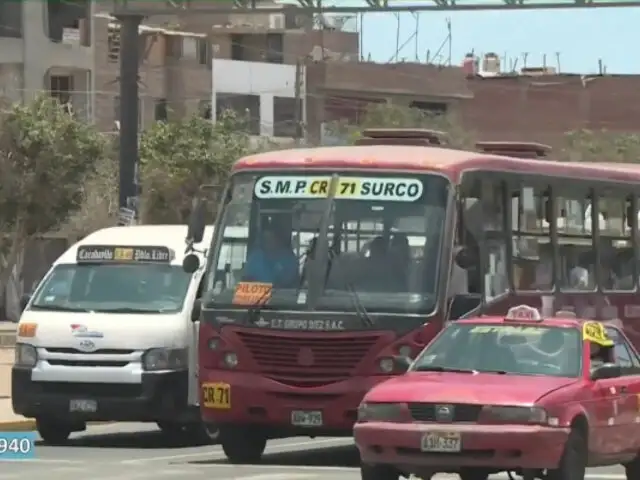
[360,464,399,480]
[220,427,267,463]
[36,418,72,445]
[624,454,640,479]
[546,428,587,480]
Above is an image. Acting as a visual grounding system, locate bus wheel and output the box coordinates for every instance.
[459,468,489,480]
[36,418,72,445]
[220,427,267,463]
[360,464,399,480]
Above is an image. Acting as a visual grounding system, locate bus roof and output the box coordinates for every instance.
[233,145,640,184]
[56,225,215,266]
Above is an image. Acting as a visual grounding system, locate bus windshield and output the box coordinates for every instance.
[205,172,450,313]
[31,263,192,313]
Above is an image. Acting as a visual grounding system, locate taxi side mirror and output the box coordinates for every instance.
[591,363,621,381]
[392,355,412,374]
[191,299,202,323]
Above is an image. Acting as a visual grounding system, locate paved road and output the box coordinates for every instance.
[0,423,628,480]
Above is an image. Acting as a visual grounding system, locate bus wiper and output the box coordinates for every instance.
[325,249,374,328]
[30,305,89,312]
[93,307,163,313]
[247,285,274,325]
[413,365,478,374]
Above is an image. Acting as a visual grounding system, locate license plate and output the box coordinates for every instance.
[69,399,97,413]
[420,432,461,452]
[291,410,323,427]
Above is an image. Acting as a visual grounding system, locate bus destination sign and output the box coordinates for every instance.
[77,245,172,263]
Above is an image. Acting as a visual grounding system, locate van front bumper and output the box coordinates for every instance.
[11,367,193,422]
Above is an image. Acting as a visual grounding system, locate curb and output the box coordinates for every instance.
[0,419,36,431]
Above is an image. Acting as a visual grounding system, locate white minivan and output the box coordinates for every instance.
[12,225,230,444]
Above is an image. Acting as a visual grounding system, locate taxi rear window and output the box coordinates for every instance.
[412,323,581,378]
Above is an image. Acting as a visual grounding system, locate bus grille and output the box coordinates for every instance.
[235,331,382,387]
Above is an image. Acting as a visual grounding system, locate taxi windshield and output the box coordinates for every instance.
[205,172,449,314]
[411,323,582,378]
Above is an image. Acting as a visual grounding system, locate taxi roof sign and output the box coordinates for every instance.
[505,305,543,322]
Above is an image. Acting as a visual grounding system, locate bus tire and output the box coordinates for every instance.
[360,464,399,480]
[459,468,489,480]
[36,418,72,445]
[220,427,267,463]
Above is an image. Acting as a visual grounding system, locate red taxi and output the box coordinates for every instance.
[354,305,640,480]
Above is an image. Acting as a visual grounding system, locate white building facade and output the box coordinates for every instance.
[211,59,306,139]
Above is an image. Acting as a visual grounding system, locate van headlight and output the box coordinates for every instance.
[15,343,37,367]
[142,348,187,371]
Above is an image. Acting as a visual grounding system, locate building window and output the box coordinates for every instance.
[167,37,183,59]
[197,39,210,67]
[273,97,302,137]
[154,99,168,121]
[199,100,212,120]
[107,29,120,63]
[216,93,260,135]
[410,100,448,116]
[49,75,73,110]
[0,1,22,38]
[230,34,246,61]
[265,33,283,64]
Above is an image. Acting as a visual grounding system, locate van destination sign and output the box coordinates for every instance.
[77,245,171,263]
[255,317,345,331]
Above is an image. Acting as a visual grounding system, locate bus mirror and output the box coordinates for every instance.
[183,254,201,273]
[187,199,206,244]
[454,247,476,270]
[191,298,202,323]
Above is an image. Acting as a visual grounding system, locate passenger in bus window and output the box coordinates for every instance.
[390,233,411,289]
[242,228,299,287]
[449,246,469,297]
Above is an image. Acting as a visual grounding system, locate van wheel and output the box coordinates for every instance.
[360,464,399,480]
[546,428,587,480]
[36,418,72,445]
[186,422,219,444]
[220,426,267,463]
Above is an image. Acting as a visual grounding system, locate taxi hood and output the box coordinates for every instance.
[366,372,577,405]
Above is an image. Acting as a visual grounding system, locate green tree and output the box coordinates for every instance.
[0,95,108,291]
[561,129,640,163]
[324,103,476,149]
[139,110,256,224]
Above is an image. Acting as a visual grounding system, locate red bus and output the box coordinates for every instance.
[183,129,640,463]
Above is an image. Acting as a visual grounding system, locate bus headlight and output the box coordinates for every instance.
[14,343,37,367]
[143,348,187,371]
[223,352,238,368]
[379,357,394,373]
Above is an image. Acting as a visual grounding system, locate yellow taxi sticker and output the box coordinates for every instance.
[114,247,134,261]
[583,321,614,347]
[202,382,231,409]
[253,176,423,202]
[470,325,543,335]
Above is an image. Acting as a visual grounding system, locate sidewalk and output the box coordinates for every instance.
[0,348,35,431]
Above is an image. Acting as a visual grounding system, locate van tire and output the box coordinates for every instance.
[36,418,72,445]
[220,427,266,463]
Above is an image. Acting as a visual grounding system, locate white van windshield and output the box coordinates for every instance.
[30,263,192,313]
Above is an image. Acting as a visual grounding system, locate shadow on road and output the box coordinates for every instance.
[191,444,359,468]
[36,429,217,449]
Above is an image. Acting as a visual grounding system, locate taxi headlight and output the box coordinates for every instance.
[482,405,548,424]
[142,347,188,371]
[357,402,405,422]
[14,343,37,367]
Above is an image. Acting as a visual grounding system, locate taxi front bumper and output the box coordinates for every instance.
[354,421,570,471]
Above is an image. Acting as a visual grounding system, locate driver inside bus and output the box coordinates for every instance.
[242,228,299,288]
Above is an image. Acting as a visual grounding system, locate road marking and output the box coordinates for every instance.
[188,464,358,472]
[122,437,352,465]
[226,475,318,480]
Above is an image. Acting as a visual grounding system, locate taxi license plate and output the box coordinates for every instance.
[420,432,461,452]
[291,410,323,427]
[69,399,97,413]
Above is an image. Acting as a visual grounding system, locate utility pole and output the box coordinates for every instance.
[293,57,303,146]
[116,15,143,225]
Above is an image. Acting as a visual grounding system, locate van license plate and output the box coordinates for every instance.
[421,432,461,452]
[291,410,323,427]
[69,399,97,413]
